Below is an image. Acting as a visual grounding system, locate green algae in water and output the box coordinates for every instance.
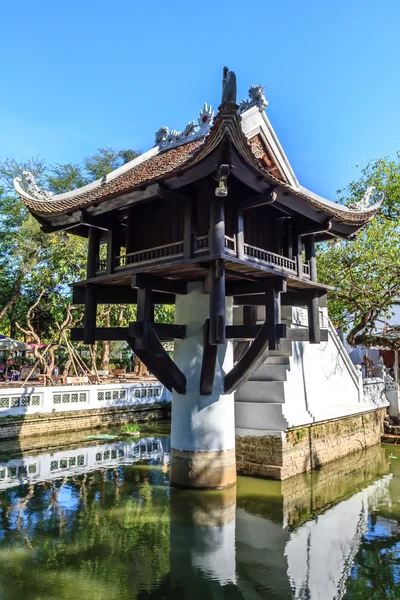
[0,437,398,599]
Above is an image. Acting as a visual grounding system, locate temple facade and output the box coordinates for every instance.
[15,68,387,486]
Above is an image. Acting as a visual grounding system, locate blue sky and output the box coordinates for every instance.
[0,0,399,199]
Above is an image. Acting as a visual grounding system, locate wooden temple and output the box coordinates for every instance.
[15,69,383,398]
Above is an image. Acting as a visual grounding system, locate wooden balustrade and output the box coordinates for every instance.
[109,235,309,280]
[244,243,297,273]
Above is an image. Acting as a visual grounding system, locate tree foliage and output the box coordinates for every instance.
[317,154,400,348]
[0,148,155,368]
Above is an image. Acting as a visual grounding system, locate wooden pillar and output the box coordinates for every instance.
[209,195,225,256]
[233,305,256,363]
[283,220,292,259]
[236,208,244,260]
[83,284,97,345]
[292,227,303,278]
[209,259,226,345]
[126,206,135,256]
[87,228,100,279]
[243,305,257,325]
[265,279,284,351]
[208,194,226,345]
[106,227,121,274]
[304,234,317,281]
[136,275,154,350]
[183,198,196,260]
[308,290,321,344]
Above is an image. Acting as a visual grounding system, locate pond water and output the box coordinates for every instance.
[0,428,398,599]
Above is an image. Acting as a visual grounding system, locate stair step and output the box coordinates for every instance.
[264,356,290,365]
[250,364,288,382]
[236,381,285,403]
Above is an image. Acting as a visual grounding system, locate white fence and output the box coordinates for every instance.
[0,436,171,490]
[0,381,172,418]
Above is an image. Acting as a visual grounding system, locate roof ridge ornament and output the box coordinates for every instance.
[154,103,214,151]
[221,67,237,105]
[14,171,54,201]
[348,186,384,211]
[239,85,268,114]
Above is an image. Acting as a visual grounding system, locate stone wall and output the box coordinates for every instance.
[236,408,386,480]
[0,402,171,441]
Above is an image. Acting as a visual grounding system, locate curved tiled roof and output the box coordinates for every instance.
[14,102,383,228]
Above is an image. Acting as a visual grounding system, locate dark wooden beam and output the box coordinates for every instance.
[300,220,332,237]
[265,281,283,351]
[83,285,97,345]
[308,290,321,344]
[226,277,286,297]
[233,306,257,363]
[226,324,327,342]
[225,269,259,283]
[126,206,135,256]
[71,323,186,342]
[106,227,121,275]
[209,192,225,256]
[236,208,244,260]
[293,228,303,279]
[233,289,326,307]
[239,189,277,210]
[183,197,196,260]
[304,234,317,282]
[132,274,187,295]
[158,184,189,206]
[41,222,76,234]
[80,210,117,231]
[87,228,100,279]
[130,323,186,340]
[132,325,186,394]
[209,259,226,345]
[200,320,218,395]
[224,320,271,394]
[72,285,175,305]
[136,277,153,348]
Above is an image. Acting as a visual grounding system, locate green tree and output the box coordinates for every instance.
[317,154,400,348]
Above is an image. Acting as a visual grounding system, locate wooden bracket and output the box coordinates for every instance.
[200,320,218,395]
[131,324,186,394]
[224,320,271,394]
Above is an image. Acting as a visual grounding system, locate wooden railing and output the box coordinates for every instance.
[111,235,312,281]
[302,261,311,279]
[116,241,184,268]
[97,259,107,271]
[194,235,209,253]
[244,243,297,273]
[224,235,236,255]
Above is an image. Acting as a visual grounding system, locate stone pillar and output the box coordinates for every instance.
[170,486,237,587]
[170,282,236,489]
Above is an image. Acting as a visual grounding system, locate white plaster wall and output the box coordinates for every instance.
[235,306,389,435]
[172,283,235,452]
[0,380,171,418]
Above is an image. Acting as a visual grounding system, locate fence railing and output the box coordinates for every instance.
[97,259,107,272]
[116,241,184,268]
[244,243,297,273]
[302,261,311,279]
[194,235,209,254]
[112,234,311,281]
[224,235,236,255]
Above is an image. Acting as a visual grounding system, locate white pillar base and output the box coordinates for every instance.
[170,282,236,489]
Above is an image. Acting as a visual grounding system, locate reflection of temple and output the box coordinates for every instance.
[0,436,170,490]
[164,445,392,599]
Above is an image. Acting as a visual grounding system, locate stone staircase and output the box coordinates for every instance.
[234,305,375,438]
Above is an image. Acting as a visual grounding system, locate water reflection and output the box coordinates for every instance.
[0,435,397,599]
